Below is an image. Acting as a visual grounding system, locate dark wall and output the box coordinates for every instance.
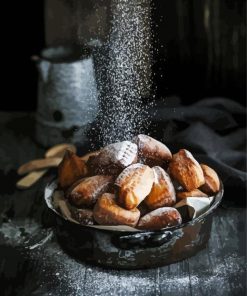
[1,1,45,111]
[152,0,246,104]
[1,0,245,111]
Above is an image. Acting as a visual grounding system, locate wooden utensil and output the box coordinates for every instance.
[16,170,48,189]
[45,143,76,159]
[17,158,62,175]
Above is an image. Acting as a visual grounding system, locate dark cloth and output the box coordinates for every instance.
[151,97,246,206]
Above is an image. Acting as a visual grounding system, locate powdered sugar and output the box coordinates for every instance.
[115,141,138,166]
[92,0,155,147]
[30,242,246,296]
[182,149,202,170]
[115,163,144,186]
[98,141,138,168]
[138,207,182,227]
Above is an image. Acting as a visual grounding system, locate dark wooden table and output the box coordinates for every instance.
[0,112,246,296]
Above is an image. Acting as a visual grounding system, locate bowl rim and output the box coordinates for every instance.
[44,179,224,234]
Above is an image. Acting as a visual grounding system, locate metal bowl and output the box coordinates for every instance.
[44,180,223,269]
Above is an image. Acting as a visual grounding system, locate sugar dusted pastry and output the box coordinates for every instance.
[169,149,205,191]
[138,207,182,230]
[55,135,221,229]
[89,141,138,175]
[115,163,154,210]
[177,189,208,199]
[134,134,172,166]
[93,193,140,227]
[67,175,113,208]
[58,150,88,190]
[145,166,176,210]
[200,164,220,194]
[115,163,144,188]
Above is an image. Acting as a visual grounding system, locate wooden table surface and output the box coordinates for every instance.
[0,112,246,296]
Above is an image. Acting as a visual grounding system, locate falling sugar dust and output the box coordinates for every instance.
[91,0,155,147]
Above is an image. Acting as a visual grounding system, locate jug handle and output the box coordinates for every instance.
[31,55,50,83]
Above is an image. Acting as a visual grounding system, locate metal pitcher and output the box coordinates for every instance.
[34,45,98,147]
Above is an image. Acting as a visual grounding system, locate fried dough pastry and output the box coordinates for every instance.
[89,141,138,175]
[134,134,172,166]
[115,163,154,210]
[67,175,113,208]
[93,193,140,227]
[169,149,205,191]
[137,207,182,230]
[58,150,88,190]
[200,164,220,194]
[145,166,176,210]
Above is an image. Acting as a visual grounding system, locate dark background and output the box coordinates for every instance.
[0,0,246,111]
[0,2,246,294]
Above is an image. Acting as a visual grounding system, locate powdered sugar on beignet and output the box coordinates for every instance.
[93,193,140,227]
[145,166,176,210]
[90,141,138,175]
[116,164,154,210]
[138,207,182,230]
[115,163,144,187]
[169,149,205,191]
[134,134,172,166]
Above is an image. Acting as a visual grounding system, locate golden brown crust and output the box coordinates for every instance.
[137,207,182,230]
[176,189,208,200]
[115,164,154,210]
[134,134,172,166]
[93,193,140,226]
[169,149,205,191]
[145,166,176,210]
[200,164,220,194]
[67,175,113,208]
[58,150,88,190]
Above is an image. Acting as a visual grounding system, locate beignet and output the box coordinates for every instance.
[145,166,176,210]
[115,163,154,210]
[200,164,220,194]
[58,150,88,190]
[93,193,140,227]
[67,175,113,208]
[138,207,182,230]
[89,141,138,175]
[169,149,205,191]
[134,134,172,166]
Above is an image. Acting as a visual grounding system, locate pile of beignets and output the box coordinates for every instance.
[56,134,220,230]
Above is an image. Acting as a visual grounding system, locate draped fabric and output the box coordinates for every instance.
[151,98,246,206]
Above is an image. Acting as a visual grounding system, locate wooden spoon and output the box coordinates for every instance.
[17,157,62,175]
[45,143,76,159]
